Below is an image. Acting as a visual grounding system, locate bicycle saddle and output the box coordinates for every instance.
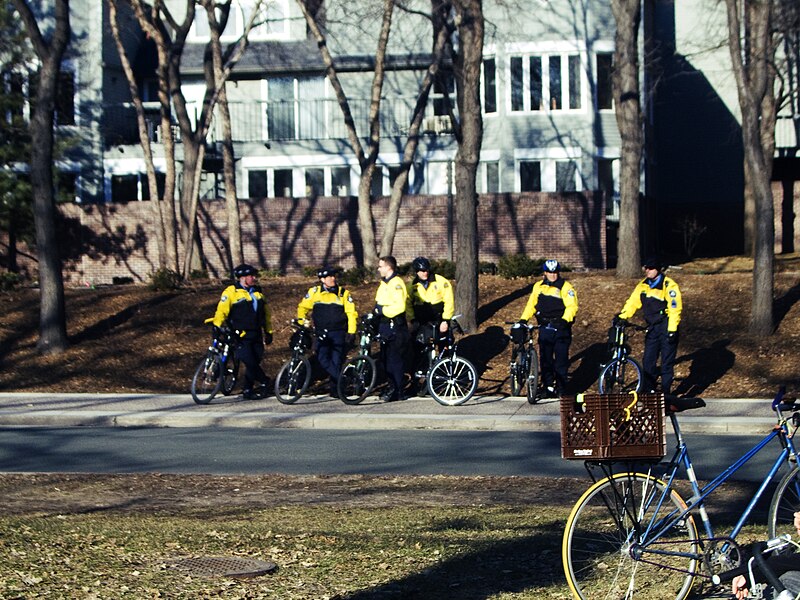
[666,395,706,414]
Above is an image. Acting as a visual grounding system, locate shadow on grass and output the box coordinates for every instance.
[340,529,564,600]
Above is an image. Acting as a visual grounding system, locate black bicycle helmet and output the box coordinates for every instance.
[643,256,662,270]
[317,266,340,278]
[233,263,257,278]
[543,259,561,273]
[412,256,431,272]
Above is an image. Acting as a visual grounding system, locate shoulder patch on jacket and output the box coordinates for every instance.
[220,294,228,302]
[395,283,403,290]
[669,290,677,298]
[568,289,575,297]
[347,295,354,303]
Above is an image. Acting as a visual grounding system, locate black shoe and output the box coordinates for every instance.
[380,389,399,402]
[242,389,261,400]
[329,384,340,399]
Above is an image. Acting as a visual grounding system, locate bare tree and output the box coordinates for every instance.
[298,0,395,268]
[450,0,483,332]
[178,0,262,278]
[11,0,70,354]
[611,0,643,278]
[109,0,175,271]
[725,0,777,335]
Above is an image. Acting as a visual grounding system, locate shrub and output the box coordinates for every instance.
[338,265,375,286]
[430,259,456,280]
[478,261,497,275]
[0,271,21,291]
[302,266,319,278]
[149,268,181,291]
[259,268,282,279]
[189,269,209,281]
[112,276,134,285]
[498,254,539,279]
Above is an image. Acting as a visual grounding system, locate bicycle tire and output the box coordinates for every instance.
[562,472,699,600]
[768,465,800,539]
[510,347,523,396]
[598,357,643,394]
[427,355,478,406]
[525,346,540,404]
[274,356,312,404]
[191,354,223,405]
[221,356,240,396]
[338,354,377,405]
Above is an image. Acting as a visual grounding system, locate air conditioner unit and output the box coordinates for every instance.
[423,115,453,134]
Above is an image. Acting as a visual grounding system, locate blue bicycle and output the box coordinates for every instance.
[562,388,800,600]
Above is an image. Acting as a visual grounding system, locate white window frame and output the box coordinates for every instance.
[594,42,615,112]
[505,42,588,115]
[514,147,582,192]
[189,0,290,43]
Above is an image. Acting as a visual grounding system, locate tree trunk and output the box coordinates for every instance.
[12,0,70,354]
[218,85,242,267]
[108,0,168,270]
[724,0,776,336]
[451,0,483,333]
[611,0,643,278]
[379,14,451,257]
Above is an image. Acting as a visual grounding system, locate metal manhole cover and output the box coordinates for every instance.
[168,556,278,578]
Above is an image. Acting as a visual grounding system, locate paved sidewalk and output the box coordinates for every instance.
[0,392,778,434]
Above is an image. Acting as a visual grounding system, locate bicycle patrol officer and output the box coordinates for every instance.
[614,256,682,394]
[213,263,273,400]
[407,256,455,378]
[374,256,411,402]
[296,266,357,398]
[518,259,578,398]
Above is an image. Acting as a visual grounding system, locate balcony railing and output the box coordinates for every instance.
[102,97,422,146]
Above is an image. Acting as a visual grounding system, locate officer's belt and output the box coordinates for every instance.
[380,315,407,328]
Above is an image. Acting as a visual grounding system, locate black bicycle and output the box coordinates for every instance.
[337,313,381,405]
[597,320,647,394]
[414,315,478,406]
[505,321,540,404]
[191,318,241,404]
[274,320,315,404]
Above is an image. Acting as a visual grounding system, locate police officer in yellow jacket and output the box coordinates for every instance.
[297,266,357,397]
[519,259,578,397]
[407,256,455,378]
[614,256,682,394]
[213,264,273,400]
[374,256,411,402]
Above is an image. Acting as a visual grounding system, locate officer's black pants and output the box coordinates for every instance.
[643,321,678,394]
[538,325,572,392]
[236,338,268,392]
[316,329,346,384]
[380,322,410,397]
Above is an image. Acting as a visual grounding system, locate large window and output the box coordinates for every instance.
[510,53,582,113]
[596,53,613,110]
[520,161,541,192]
[266,77,326,140]
[482,58,497,114]
[516,149,582,192]
[191,0,289,41]
[555,160,578,192]
[432,72,455,116]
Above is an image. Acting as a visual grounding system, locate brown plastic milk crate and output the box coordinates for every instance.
[560,393,666,461]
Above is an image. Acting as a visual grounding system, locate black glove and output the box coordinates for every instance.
[373,305,383,317]
[667,331,678,344]
[517,319,527,325]
[212,325,221,337]
[346,333,356,346]
[612,315,627,327]
[264,332,273,345]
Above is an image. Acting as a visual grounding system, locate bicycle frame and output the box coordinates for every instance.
[589,405,800,576]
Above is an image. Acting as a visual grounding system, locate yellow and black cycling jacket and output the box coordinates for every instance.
[520,277,578,323]
[297,284,357,334]
[375,273,409,320]
[212,283,273,339]
[407,273,455,324]
[618,274,682,331]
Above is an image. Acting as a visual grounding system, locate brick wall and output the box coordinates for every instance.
[10,192,606,285]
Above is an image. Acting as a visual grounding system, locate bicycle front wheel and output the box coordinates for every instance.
[598,357,643,394]
[768,465,800,539]
[274,356,312,404]
[509,348,523,396]
[525,346,540,404]
[191,354,223,405]
[221,356,240,396]
[563,472,698,600]
[427,355,478,406]
[338,354,377,405]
